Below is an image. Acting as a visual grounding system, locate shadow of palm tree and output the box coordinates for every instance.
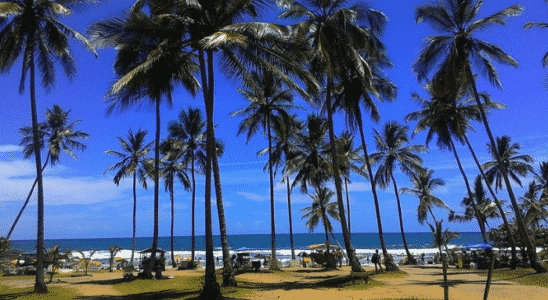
[237,274,370,292]
[74,289,198,300]
[409,278,513,288]
[0,291,33,300]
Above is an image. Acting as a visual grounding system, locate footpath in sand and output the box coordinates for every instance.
[2,265,548,299]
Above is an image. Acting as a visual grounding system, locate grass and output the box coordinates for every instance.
[476,268,548,288]
[0,286,79,300]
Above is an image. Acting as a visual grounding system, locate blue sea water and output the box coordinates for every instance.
[9,232,484,253]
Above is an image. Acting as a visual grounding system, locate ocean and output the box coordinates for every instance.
[9,232,484,253]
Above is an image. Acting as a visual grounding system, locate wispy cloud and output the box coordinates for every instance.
[0,144,22,153]
[237,192,268,202]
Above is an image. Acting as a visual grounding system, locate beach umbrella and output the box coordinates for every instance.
[89,260,102,267]
[236,247,250,251]
[307,242,339,250]
[465,244,493,250]
[114,257,124,261]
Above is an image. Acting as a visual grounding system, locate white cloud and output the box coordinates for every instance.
[237,192,268,202]
[0,144,22,153]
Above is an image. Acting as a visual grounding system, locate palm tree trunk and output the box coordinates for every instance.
[325,80,362,273]
[391,174,416,264]
[191,154,196,267]
[267,116,279,270]
[344,178,351,236]
[355,109,397,271]
[170,186,176,268]
[319,198,331,269]
[7,153,50,240]
[463,135,518,269]
[146,97,161,279]
[30,45,47,293]
[206,51,236,287]
[199,49,222,299]
[131,171,136,266]
[466,64,545,273]
[449,138,489,243]
[428,207,438,224]
[286,179,296,260]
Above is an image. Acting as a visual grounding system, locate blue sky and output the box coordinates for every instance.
[2,0,548,241]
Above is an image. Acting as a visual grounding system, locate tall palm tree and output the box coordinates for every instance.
[369,121,426,265]
[524,1,548,82]
[276,0,391,272]
[406,84,489,243]
[401,168,449,226]
[267,114,303,261]
[167,107,207,267]
[0,0,98,292]
[104,128,152,267]
[231,70,297,270]
[482,135,535,192]
[520,181,548,228]
[412,0,544,273]
[301,187,340,269]
[9,105,89,240]
[158,139,191,268]
[89,9,200,278]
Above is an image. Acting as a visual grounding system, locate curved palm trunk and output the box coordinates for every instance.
[325,81,362,272]
[30,47,47,293]
[191,154,196,267]
[267,116,279,270]
[131,172,137,266]
[286,179,296,260]
[355,109,398,271]
[199,50,222,299]
[170,185,176,268]
[344,178,351,236]
[466,65,544,272]
[319,198,332,269]
[449,138,489,243]
[391,174,416,264]
[7,153,50,240]
[463,135,518,269]
[207,50,236,287]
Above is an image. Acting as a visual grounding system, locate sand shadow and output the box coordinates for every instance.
[0,291,33,300]
[409,278,513,288]
[237,274,369,292]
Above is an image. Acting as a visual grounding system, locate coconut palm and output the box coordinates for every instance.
[231,70,298,269]
[9,105,89,240]
[167,107,207,267]
[401,168,449,225]
[520,181,548,229]
[369,121,426,264]
[301,187,340,269]
[276,0,391,272]
[413,0,544,272]
[104,128,152,267]
[524,1,548,82]
[266,114,303,260]
[159,139,191,268]
[482,136,535,192]
[88,9,200,278]
[0,0,98,291]
[108,246,121,272]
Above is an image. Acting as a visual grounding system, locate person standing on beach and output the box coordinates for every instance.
[372,249,383,273]
[421,253,425,265]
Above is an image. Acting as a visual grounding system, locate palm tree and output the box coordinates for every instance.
[89,9,200,278]
[413,0,544,273]
[524,1,548,82]
[8,105,89,240]
[482,135,535,192]
[301,187,340,269]
[108,245,121,272]
[369,121,426,265]
[231,70,298,270]
[276,0,391,272]
[267,114,303,261]
[406,84,490,243]
[0,0,98,291]
[104,128,152,267]
[520,181,548,228]
[167,107,207,267]
[159,139,191,268]
[401,168,449,226]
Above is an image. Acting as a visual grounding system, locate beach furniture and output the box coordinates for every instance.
[138,248,166,273]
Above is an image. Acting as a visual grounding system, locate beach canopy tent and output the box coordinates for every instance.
[465,244,493,251]
[139,248,166,254]
[307,242,340,251]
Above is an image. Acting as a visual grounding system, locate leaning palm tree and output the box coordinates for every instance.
[9,105,89,240]
[158,139,191,268]
[369,121,426,265]
[276,0,391,272]
[413,0,544,272]
[104,128,152,267]
[401,168,449,226]
[0,0,98,291]
[482,135,535,192]
[266,114,304,260]
[231,70,298,270]
[167,108,207,267]
[301,187,340,269]
[88,9,200,278]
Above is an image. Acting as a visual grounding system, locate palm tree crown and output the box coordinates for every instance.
[401,168,448,224]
